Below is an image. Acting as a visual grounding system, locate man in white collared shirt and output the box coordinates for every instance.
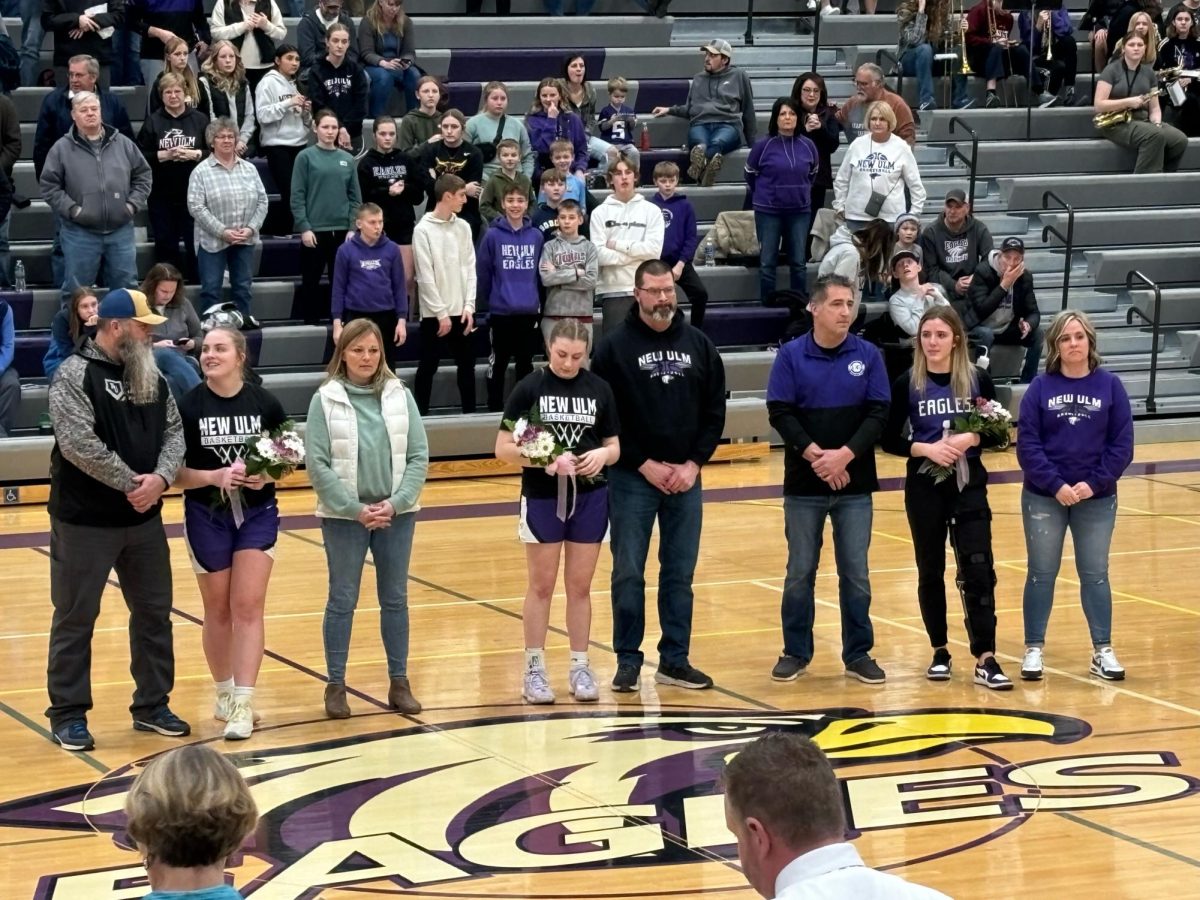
[723,733,952,899]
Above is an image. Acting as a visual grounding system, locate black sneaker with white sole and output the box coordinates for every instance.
[974,656,1014,690]
[845,656,886,684]
[771,655,807,682]
[133,707,192,737]
[611,663,641,693]
[655,662,714,689]
[926,648,952,681]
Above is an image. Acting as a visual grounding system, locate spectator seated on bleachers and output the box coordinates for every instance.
[833,100,926,232]
[597,76,641,175]
[920,187,993,305]
[397,74,444,153]
[466,80,536,185]
[525,77,589,180]
[0,293,19,436]
[836,63,917,145]
[143,263,203,404]
[296,0,358,79]
[957,237,1043,384]
[1018,1,1079,107]
[651,39,757,187]
[818,221,892,301]
[888,246,949,345]
[198,40,257,157]
[1081,0,1125,72]
[1095,32,1189,173]
[40,91,151,303]
[307,22,369,155]
[187,117,269,320]
[138,72,210,279]
[896,0,971,111]
[43,286,97,381]
[358,0,420,117]
[561,54,619,177]
[964,0,1044,108]
[208,0,287,92]
[43,0,120,89]
[1157,7,1200,136]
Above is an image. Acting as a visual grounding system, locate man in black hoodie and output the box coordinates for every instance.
[958,236,1042,383]
[592,259,726,696]
[919,188,994,301]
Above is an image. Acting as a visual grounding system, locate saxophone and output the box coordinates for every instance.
[1092,86,1167,127]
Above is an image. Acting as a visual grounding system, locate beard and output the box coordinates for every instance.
[649,301,676,322]
[117,328,162,405]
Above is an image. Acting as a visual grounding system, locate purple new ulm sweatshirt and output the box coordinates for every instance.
[331,232,408,320]
[477,215,544,316]
[1017,368,1134,499]
[651,193,700,267]
[744,133,820,213]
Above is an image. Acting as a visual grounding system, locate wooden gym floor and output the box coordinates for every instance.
[0,441,1198,899]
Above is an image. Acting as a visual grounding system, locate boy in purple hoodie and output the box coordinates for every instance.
[478,185,545,411]
[332,203,409,358]
[650,162,709,330]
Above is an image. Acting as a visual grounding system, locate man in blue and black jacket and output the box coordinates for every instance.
[766,273,891,687]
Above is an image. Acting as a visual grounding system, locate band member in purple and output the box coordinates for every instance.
[592,259,726,695]
[175,326,287,740]
[495,319,620,705]
[1017,310,1134,683]
[767,273,890,686]
[882,306,1012,690]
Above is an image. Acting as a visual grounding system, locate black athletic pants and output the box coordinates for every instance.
[486,313,538,412]
[416,316,477,414]
[298,231,342,325]
[904,455,998,658]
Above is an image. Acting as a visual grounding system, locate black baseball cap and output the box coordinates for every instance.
[1000,236,1025,253]
[944,188,967,205]
[890,247,922,269]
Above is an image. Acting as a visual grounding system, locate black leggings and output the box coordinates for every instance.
[904,455,998,658]
[263,143,304,234]
[298,231,343,324]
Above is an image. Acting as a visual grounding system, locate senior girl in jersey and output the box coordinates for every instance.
[1017,309,1134,682]
[882,306,1013,690]
[306,319,429,719]
[175,326,288,739]
[494,319,620,705]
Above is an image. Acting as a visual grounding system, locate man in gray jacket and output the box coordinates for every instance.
[40,91,152,304]
[650,39,756,188]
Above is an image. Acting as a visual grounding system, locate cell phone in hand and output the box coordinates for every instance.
[174,337,190,345]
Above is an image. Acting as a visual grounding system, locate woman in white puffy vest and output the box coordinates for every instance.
[305,318,429,720]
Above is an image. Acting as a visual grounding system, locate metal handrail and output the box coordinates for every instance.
[1040,189,1075,311]
[875,49,904,99]
[947,116,979,207]
[1125,270,1162,414]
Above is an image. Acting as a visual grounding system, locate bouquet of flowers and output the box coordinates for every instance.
[919,398,1013,488]
[502,411,567,468]
[224,420,305,525]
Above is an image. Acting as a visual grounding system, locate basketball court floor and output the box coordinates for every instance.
[0,441,1197,898]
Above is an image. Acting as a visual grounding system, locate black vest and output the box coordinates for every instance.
[223,0,277,64]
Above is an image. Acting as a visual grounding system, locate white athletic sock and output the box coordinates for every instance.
[569,651,589,670]
[525,649,545,671]
[233,685,255,701]
[215,677,235,693]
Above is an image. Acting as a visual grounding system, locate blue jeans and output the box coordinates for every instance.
[687,123,741,159]
[365,64,421,117]
[153,347,201,403]
[781,493,875,665]
[545,0,597,12]
[321,513,417,682]
[968,321,1044,383]
[1021,489,1117,647]
[899,43,968,108]
[111,25,143,86]
[608,465,703,669]
[755,209,810,302]
[59,220,137,304]
[19,0,44,87]
[198,243,256,317]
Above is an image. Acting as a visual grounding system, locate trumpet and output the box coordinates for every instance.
[960,4,973,74]
[1092,87,1166,127]
[1041,11,1052,61]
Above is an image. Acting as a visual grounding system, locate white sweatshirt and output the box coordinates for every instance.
[833,132,926,224]
[255,69,311,148]
[590,193,665,298]
[412,211,477,319]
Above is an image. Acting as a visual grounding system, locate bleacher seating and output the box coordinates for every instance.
[4,0,1200,476]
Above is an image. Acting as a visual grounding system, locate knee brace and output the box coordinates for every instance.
[951,507,998,598]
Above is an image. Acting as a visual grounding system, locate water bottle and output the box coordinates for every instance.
[638,121,651,152]
[14,260,25,292]
[703,236,716,267]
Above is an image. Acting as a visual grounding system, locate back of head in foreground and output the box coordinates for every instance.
[125,744,258,896]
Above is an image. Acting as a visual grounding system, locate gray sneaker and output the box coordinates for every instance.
[771,655,807,682]
[523,666,556,704]
[845,656,886,684]
[568,666,600,702]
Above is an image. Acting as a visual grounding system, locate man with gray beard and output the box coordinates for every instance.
[46,289,189,752]
[592,259,726,695]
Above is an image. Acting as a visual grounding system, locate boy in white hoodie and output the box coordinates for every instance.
[412,174,478,414]
[590,154,665,336]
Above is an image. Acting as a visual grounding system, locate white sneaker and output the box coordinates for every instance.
[523,666,556,704]
[1090,646,1126,681]
[820,3,840,15]
[568,666,600,702]
[224,699,254,741]
[1021,646,1044,681]
[214,689,234,722]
